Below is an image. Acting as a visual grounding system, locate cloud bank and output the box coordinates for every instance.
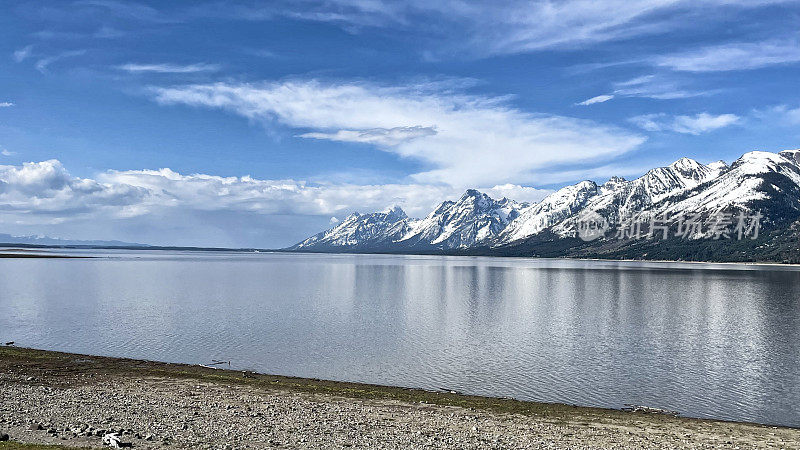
[0,159,552,247]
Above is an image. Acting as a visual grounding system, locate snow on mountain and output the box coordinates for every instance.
[707,160,729,175]
[291,191,526,251]
[291,150,800,253]
[399,189,526,249]
[505,157,725,243]
[497,181,598,244]
[652,151,800,217]
[641,157,725,202]
[290,205,411,250]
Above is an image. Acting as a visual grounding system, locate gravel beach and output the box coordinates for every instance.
[1,347,798,449]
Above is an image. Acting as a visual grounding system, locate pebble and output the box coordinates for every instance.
[0,371,798,449]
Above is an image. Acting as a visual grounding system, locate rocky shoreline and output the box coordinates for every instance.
[1,347,798,449]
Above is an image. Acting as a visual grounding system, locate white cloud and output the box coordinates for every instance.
[117,63,221,73]
[629,112,740,134]
[99,168,552,218]
[0,159,552,246]
[299,126,437,146]
[0,160,148,218]
[203,0,795,56]
[654,39,800,72]
[612,74,710,100]
[151,79,645,186]
[752,104,800,126]
[483,184,552,204]
[577,94,614,106]
[0,102,14,108]
[26,1,797,59]
[1,149,14,156]
[13,45,33,63]
[34,50,87,73]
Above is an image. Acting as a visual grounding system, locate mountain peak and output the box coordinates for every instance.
[603,176,628,189]
[461,188,483,199]
[382,205,407,220]
[707,160,728,170]
[669,157,703,172]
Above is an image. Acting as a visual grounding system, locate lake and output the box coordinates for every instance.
[1,250,798,427]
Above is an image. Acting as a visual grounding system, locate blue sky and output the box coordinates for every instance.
[1,0,800,247]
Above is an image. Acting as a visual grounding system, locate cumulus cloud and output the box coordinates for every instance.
[654,39,800,72]
[0,160,148,219]
[117,63,221,73]
[1,149,15,156]
[629,112,740,134]
[99,167,551,217]
[151,79,645,186]
[0,159,553,246]
[576,94,614,106]
[0,102,13,108]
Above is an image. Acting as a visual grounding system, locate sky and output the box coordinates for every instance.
[1,0,800,248]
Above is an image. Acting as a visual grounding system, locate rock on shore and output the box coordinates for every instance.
[1,348,799,449]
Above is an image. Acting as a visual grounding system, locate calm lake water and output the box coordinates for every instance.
[1,250,799,427]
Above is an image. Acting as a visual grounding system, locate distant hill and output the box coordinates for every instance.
[290,149,800,263]
[0,233,149,248]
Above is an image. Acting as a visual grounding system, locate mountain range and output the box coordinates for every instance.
[290,149,800,263]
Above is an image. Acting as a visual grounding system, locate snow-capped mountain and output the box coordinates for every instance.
[290,149,800,262]
[497,181,598,244]
[650,150,800,225]
[291,190,526,251]
[500,156,727,243]
[291,206,411,250]
[398,189,526,249]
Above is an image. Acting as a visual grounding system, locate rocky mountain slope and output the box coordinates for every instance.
[290,149,800,262]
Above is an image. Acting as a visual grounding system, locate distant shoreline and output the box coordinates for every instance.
[1,346,798,449]
[0,253,90,259]
[286,250,800,269]
[2,244,800,267]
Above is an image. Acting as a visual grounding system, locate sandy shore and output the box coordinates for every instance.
[1,347,798,449]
